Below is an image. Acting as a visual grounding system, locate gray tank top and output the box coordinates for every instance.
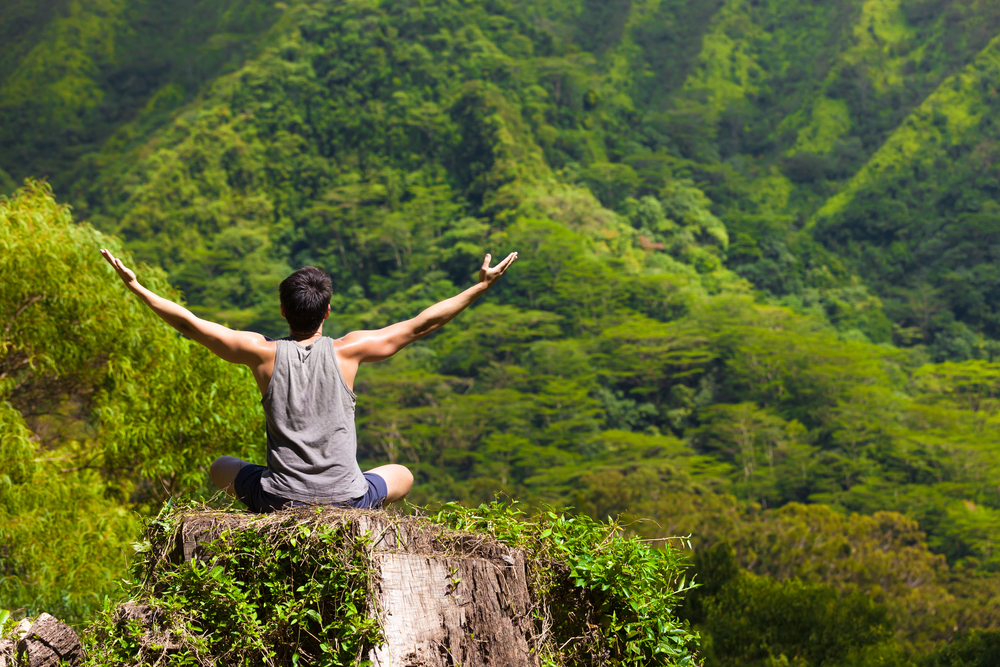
[259,337,368,502]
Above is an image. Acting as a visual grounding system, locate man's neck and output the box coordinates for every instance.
[289,328,323,344]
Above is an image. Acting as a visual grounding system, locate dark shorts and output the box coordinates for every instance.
[233,464,388,514]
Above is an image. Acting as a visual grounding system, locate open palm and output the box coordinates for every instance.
[100,248,137,286]
[479,252,518,288]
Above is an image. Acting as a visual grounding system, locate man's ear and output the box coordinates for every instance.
[280,304,285,318]
[324,304,331,320]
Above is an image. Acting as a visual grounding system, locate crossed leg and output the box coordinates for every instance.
[208,456,413,505]
[210,456,252,497]
[365,463,414,503]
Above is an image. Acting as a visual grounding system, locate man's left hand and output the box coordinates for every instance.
[479,252,518,289]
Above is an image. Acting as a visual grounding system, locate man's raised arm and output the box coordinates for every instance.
[335,252,517,377]
[99,249,271,368]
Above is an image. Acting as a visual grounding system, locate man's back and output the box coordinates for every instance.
[260,337,367,503]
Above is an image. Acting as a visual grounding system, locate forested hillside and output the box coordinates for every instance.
[3,1,1000,665]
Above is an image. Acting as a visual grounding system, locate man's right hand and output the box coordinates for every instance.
[478,252,518,289]
[100,249,138,289]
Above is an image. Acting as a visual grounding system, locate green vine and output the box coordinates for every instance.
[86,503,381,667]
[430,501,700,667]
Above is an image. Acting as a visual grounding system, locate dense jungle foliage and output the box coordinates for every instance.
[3,0,1000,664]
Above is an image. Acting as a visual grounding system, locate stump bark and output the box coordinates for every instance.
[171,509,540,667]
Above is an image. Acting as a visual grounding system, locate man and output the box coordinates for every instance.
[100,248,518,512]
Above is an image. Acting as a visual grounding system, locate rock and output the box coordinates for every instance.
[15,613,84,667]
[0,617,31,667]
[0,638,16,667]
[13,618,32,641]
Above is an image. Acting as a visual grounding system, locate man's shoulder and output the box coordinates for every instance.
[241,331,278,357]
[252,333,279,345]
[329,331,359,348]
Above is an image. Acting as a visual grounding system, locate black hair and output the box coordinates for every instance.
[279,266,332,333]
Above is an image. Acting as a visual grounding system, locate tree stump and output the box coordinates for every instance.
[171,509,539,667]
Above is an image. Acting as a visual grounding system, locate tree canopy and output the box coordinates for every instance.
[3,1,1000,664]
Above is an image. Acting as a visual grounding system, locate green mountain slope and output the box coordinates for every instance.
[5,0,1000,663]
[6,0,1000,345]
[0,0,280,186]
[814,34,1000,353]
